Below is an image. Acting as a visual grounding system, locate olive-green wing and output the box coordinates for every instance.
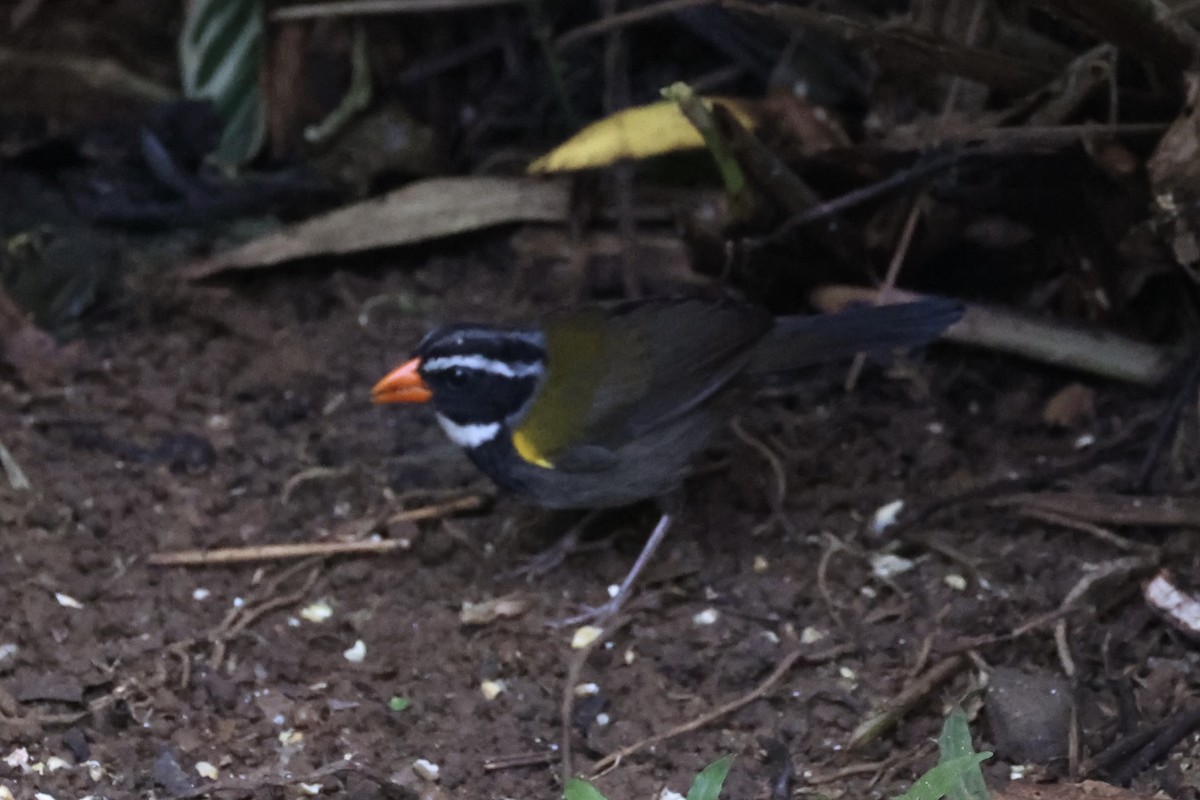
[512,299,771,470]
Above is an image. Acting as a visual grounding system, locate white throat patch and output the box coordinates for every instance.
[436,413,501,449]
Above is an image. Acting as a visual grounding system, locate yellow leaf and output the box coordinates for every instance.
[528,98,756,173]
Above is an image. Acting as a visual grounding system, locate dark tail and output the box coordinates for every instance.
[747,297,962,375]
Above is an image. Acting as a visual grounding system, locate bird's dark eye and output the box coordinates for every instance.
[446,367,469,386]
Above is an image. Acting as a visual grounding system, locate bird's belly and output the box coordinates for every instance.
[472,413,722,509]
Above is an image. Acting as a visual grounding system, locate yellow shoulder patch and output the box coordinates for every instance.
[512,428,554,469]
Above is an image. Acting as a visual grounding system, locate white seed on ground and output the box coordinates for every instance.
[871,553,915,579]
[54,592,83,609]
[871,500,905,533]
[300,600,333,623]
[343,640,366,663]
[412,759,440,781]
[571,625,603,649]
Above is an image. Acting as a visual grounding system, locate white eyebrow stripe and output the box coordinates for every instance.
[423,355,543,378]
[435,414,501,448]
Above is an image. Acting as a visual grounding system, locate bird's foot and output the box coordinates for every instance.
[548,594,625,630]
[499,513,610,582]
[547,511,674,630]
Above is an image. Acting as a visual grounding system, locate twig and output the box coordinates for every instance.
[1018,507,1159,554]
[557,0,715,48]
[281,466,352,505]
[1028,0,1200,77]
[484,750,558,771]
[730,417,789,535]
[754,152,958,246]
[845,195,924,391]
[387,492,489,523]
[150,494,488,565]
[848,654,968,748]
[946,606,1081,653]
[816,534,849,629]
[163,560,323,687]
[589,643,853,776]
[210,562,322,669]
[1106,705,1200,786]
[149,538,407,566]
[273,0,520,20]
[0,45,175,102]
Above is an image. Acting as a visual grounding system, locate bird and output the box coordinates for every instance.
[372,295,961,623]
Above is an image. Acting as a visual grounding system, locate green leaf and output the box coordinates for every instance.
[564,778,609,800]
[179,0,266,166]
[937,707,990,800]
[387,696,411,712]
[894,753,993,800]
[686,756,733,800]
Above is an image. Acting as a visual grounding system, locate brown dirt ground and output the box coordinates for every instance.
[0,258,1196,800]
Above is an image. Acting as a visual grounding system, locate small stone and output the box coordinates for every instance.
[61,728,90,762]
[692,608,719,626]
[986,666,1072,762]
[195,761,218,780]
[152,750,193,795]
[480,680,505,700]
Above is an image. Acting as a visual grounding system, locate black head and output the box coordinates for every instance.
[411,324,547,427]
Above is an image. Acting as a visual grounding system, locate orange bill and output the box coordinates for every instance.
[371,357,433,404]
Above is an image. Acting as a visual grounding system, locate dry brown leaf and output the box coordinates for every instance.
[459,593,531,625]
[1147,74,1200,194]
[1144,571,1200,642]
[1042,382,1095,428]
[184,176,571,279]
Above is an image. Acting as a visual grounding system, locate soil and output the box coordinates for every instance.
[1,257,1196,800]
